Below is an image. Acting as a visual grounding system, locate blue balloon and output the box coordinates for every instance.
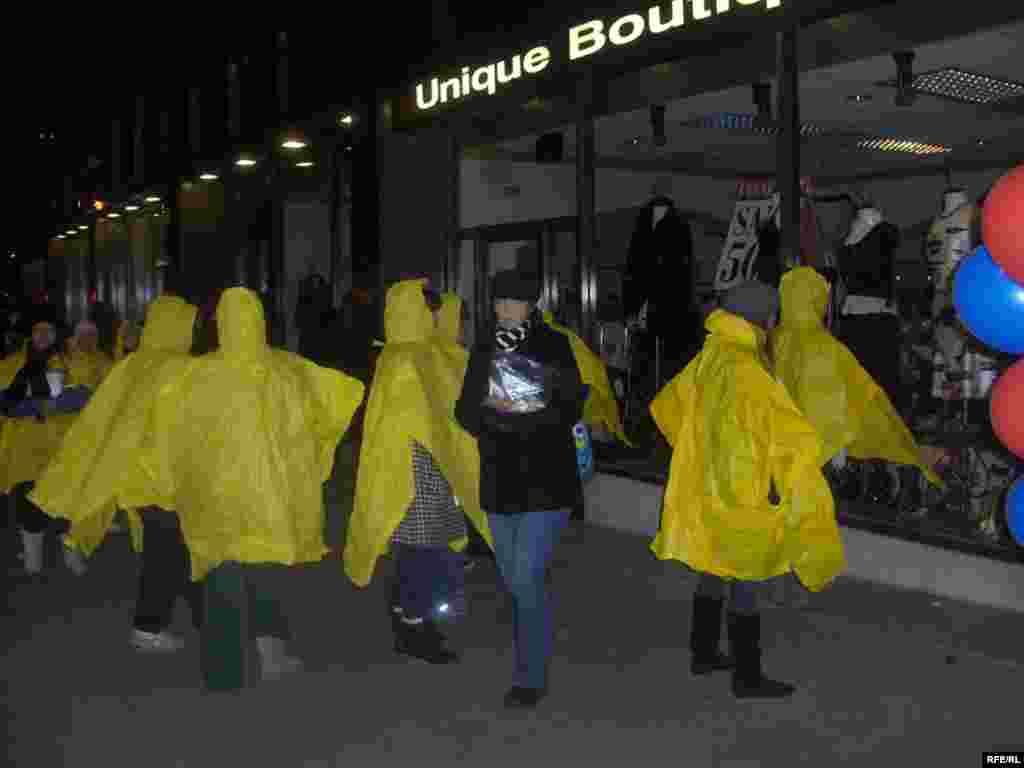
[1008,477,1024,548]
[953,245,1024,355]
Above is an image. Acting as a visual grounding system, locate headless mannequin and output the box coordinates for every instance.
[926,189,975,316]
[837,206,903,407]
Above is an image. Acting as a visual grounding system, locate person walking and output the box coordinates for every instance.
[455,269,586,709]
[137,287,364,691]
[650,279,845,700]
[345,280,491,665]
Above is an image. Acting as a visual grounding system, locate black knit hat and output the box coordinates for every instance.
[492,270,541,303]
[721,280,779,330]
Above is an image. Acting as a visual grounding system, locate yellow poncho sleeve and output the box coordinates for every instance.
[542,311,631,445]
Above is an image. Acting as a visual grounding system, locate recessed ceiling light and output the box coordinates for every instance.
[124,205,140,212]
[199,173,219,181]
[78,225,88,230]
[66,230,77,236]
[107,212,121,219]
[847,93,872,104]
[56,234,66,239]
[338,114,354,126]
[235,157,257,167]
[282,139,307,150]
[145,195,161,203]
[296,161,315,168]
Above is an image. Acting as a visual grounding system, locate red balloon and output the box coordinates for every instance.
[991,358,1024,459]
[982,165,1024,285]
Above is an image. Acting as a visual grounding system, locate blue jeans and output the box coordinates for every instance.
[487,509,571,691]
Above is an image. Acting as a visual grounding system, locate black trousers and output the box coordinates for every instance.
[14,482,69,536]
[133,507,204,634]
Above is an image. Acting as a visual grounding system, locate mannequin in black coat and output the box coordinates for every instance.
[623,197,701,382]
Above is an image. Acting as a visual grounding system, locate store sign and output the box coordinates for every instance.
[413,0,783,111]
[715,196,779,291]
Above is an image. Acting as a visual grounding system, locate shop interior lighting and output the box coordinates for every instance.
[338,114,354,125]
[124,204,140,212]
[282,139,307,149]
[107,212,121,219]
[296,161,315,167]
[235,157,257,167]
[65,230,77,236]
[680,112,828,137]
[144,195,161,203]
[879,67,1024,105]
[199,173,219,181]
[856,137,951,155]
[56,234,66,239]
[77,225,88,230]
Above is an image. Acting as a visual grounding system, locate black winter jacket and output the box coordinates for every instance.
[455,320,585,515]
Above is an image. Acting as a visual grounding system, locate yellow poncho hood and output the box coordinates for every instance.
[29,295,198,555]
[137,287,365,580]
[542,310,630,445]
[344,280,492,588]
[772,267,941,486]
[651,309,845,592]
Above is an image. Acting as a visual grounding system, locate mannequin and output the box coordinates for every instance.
[624,194,700,384]
[837,204,903,407]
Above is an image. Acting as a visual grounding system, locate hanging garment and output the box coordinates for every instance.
[345,280,492,588]
[650,309,844,591]
[926,191,978,315]
[541,310,630,445]
[772,268,942,487]
[839,210,900,305]
[136,288,365,581]
[29,296,199,556]
[624,198,699,341]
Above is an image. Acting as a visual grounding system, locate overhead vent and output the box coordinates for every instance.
[878,68,1024,106]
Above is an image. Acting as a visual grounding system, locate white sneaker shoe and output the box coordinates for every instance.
[255,636,304,682]
[63,545,88,577]
[130,629,185,653]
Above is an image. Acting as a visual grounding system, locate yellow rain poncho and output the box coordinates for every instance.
[137,287,365,581]
[66,347,113,391]
[0,348,78,494]
[772,268,941,486]
[651,309,845,592]
[344,281,492,588]
[29,296,197,556]
[542,310,630,445]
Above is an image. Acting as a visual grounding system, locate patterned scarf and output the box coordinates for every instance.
[494,319,530,352]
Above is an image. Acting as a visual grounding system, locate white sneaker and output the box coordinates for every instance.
[130,629,185,653]
[255,636,304,682]
[63,545,88,577]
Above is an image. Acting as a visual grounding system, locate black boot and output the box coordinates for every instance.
[689,595,735,675]
[394,617,460,665]
[728,612,796,700]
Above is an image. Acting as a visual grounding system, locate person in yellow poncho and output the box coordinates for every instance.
[345,280,492,666]
[651,280,845,700]
[66,319,113,390]
[771,268,943,492]
[136,287,364,691]
[30,295,204,654]
[0,305,88,578]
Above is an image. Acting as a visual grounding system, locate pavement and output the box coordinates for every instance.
[3,441,1023,767]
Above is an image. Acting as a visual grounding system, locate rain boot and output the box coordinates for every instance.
[20,530,44,575]
[729,612,795,700]
[394,616,459,664]
[689,595,735,675]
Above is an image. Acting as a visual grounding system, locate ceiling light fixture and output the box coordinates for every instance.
[124,205,140,212]
[235,157,257,167]
[199,173,219,181]
[296,161,315,167]
[107,212,121,218]
[78,225,89,230]
[145,195,161,203]
[857,137,951,155]
[338,114,354,126]
[66,230,77,236]
[56,234,66,239]
[282,139,307,150]
[879,67,1024,106]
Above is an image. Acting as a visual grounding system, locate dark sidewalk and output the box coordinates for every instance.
[4,443,1022,767]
